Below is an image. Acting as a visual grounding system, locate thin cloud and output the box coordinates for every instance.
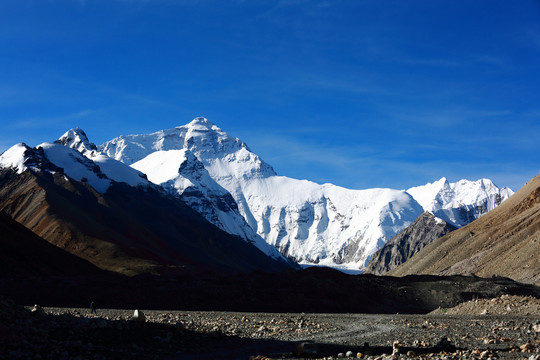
[7,109,96,130]
[399,57,461,67]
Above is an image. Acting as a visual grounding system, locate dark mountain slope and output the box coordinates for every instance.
[0,211,105,277]
[0,168,292,276]
[364,212,457,275]
[390,174,540,285]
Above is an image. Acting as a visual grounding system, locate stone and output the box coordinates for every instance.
[392,341,401,355]
[533,324,540,333]
[132,309,146,322]
[31,304,44,315]
[480,350,490,359]
[346,351,354,357]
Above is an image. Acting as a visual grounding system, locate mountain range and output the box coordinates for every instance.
[98,117,513,270]
[0,117,514,274]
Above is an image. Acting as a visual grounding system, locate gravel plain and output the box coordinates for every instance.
[2,295,539,360]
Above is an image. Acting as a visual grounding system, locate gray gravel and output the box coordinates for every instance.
[39,307,540,359]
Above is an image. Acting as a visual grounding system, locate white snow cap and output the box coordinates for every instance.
[186,116,217,129]
[57,127,99,157]
[0,143,31,174]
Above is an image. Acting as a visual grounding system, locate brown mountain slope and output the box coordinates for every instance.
[0,211,105,277]
[0,168,292,276]
[389,173,540,285]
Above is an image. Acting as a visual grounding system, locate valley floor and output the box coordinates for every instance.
[3,300,539,360]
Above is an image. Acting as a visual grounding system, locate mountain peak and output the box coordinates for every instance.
[437,177,449,184]
[0,143,32,174]
[186,117,217,130]
[56,127,99,156]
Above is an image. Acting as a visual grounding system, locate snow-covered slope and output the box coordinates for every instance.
[0,143,34,174]
[56,127,100,157]
[407,177,514,226]
[239,176,423,269]
[131,148,289,262]
[0,142,149,194]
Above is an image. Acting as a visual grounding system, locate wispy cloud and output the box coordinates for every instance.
[382,105,513,130]
[399,57,461,67]
[6,109,96,130]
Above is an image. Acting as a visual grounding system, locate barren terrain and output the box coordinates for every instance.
[2,295,539,360]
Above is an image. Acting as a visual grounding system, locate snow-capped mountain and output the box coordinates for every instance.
[52,125,288,263]
[0,142,149,193]
[13,117,511,272]
[407,177,514,226]
[0,137,294,274]
[97,118,425,270]
[56,127,100,157]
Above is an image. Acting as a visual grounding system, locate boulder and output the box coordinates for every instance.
[133,309,146,322]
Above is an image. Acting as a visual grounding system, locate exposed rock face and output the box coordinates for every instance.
[364,212,457,275]
[390,174,540,286]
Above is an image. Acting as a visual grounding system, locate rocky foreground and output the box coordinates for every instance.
[1,295,539,360]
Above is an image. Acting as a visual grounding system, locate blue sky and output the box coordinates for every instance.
[1,0,539,191]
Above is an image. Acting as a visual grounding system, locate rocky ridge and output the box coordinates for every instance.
[364,212,457,275]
